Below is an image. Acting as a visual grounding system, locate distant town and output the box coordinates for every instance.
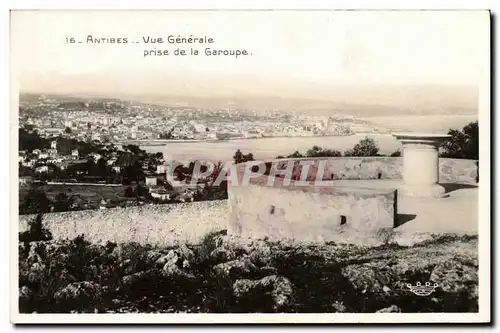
[18,93,392,144]
[14,92,403,215]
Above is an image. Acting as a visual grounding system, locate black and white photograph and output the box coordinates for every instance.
[9,9,491,324]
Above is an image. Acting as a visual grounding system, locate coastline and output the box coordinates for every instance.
[122,133,367,146]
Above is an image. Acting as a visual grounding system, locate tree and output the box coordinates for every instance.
[233,149,244,164]
[440,121,479,160]
[390,150,402,157]
[233,150,254,164]
[136,184,148,197]
[244,153,254,162]
[53,192,75,212]
[19,214,52,246]
[64,127,72,134]
[19,188,52,215]
[287,151,304,158]
[344,137,380,157]
[306,145,342,157]
[124,186,135,197]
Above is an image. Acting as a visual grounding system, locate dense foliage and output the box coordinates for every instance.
[440,121,479,160]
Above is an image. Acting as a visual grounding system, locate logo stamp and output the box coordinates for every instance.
[406,282,439,296]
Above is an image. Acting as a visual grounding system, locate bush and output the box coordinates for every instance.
[19,188,52,215]
[306,146,342,158]
[233,150,255,164]
[19,214,52,244]
[390,150,402,157]
[440,121,479,160]
[124,186,135,197]
[344,137,380,157]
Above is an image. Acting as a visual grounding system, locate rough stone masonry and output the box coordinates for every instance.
[227,164,397,243]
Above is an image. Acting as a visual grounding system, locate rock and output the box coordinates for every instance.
[213,258,258,280]
[145,250,163,267]
[121,270,155,287]
[155,254,170,267]
[177,244,195,262]
[233,275,295,311]
[119,258,135,275]
[112,242,144,261]
[376,305,401,313]
[163,262,195,280]
[259,266,278,275]
[161,250,195,280]
[210,247,236,263]
[27,262,46,283]
[332,301,347,313]
[430,259,478,295]
[19,286,32,301]
[248,241,273,266]
[27,241,45,264]
[54,281,102,305]
[341,264,396,295]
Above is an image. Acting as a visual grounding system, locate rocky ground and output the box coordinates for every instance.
[18,216,478,314]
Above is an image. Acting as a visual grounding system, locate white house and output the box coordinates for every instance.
[71,149,79,159]
[150,190,171,201]
[35,165,49,173]
[38,152,49,160]
[89,152,102,162]
[145,177,157,187]
[22,160,35,168]
[156,165,168,174]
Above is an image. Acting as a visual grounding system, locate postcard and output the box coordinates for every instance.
[10,9,491,324]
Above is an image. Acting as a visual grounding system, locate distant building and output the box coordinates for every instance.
[35,165,49,173]
[50,140,57,150]
[71,149,79,160]
[89,152,102,162]
[22,160,35,168]
[156,165,168,174]
[19,176,34,186]
[145,177,157,187]
[150,189,171,201]
[38,152,49,160]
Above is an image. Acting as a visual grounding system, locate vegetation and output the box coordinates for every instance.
[274,121,479,160]
[306,146,342,158]
[18,216,478,313]
[233,149,255,164]
[343,137,380,157]
[440,121,479,160]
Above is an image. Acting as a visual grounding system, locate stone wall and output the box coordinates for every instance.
[17,157,477,246]
[228,182,397,243]
[268,157,477,184]
[19,201,229,246]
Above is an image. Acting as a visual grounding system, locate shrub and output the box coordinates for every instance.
[440,121,479,160]
[344,137,380,157]
[375,228,397,245]
[306,146,342,157]
[19,188,52,215]
[390,150,402,157]
[124,186,135,197]
[233,150,255,164]
[19,214,52,244]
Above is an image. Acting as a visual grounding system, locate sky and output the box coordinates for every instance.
[11,10,489,99]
